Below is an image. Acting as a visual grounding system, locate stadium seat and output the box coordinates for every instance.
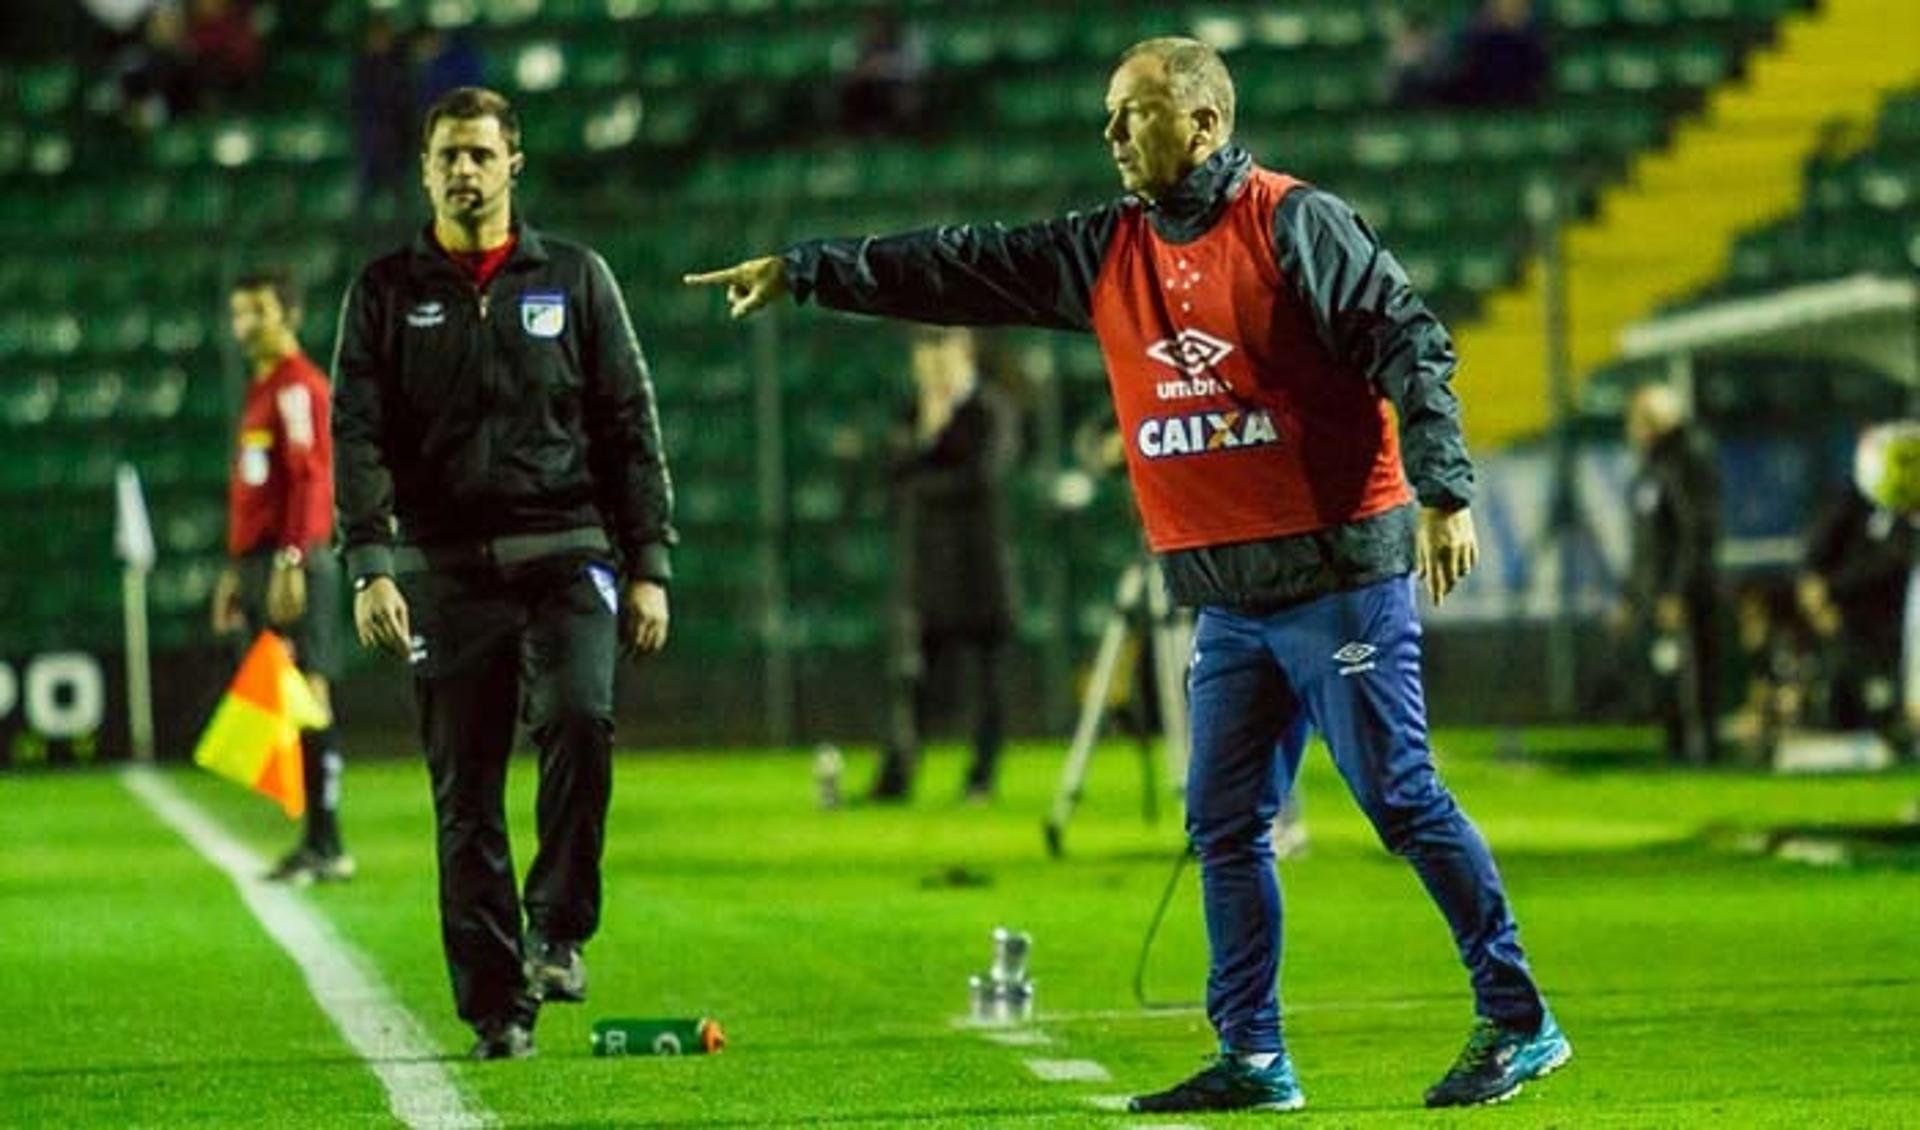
[0,0,1830,657]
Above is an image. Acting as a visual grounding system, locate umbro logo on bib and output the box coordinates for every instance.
[1146,328,1234,376]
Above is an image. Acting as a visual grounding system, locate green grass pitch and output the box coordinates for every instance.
[2,728,1917,1128]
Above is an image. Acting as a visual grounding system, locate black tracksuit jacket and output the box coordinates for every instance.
[783,144,1472,610]
[333,222,675,584]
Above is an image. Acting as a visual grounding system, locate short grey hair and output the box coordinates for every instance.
[1120,37,1236,141]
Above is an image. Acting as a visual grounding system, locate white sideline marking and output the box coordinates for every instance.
[1025,1057,1112,1083]
[1085,1094,1134,1111]
[980,1029,1054,1047]
[123,767,491,1130]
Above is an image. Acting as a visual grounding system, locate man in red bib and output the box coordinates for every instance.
[690,37,1569,1113]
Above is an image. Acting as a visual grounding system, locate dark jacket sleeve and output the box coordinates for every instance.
[581,250,676,583]
[331,272,397,581]
[1803,489,1906,601]
[1803,489,1860,579]
[1273,188,1474,510]
[783,207,1123,332]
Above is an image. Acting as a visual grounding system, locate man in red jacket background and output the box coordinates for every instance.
[211,268,353,885]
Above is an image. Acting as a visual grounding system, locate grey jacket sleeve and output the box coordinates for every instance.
[1274,188,1474,510]
[582,251,676,584]
[782,206,1123,332]
[330,273,397,581]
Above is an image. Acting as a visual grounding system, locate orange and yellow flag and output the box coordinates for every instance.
[193,632,329,818]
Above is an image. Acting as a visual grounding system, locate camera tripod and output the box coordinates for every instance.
[1044,555,1192,858]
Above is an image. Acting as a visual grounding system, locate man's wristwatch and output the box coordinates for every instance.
[352,573,389,593]
[273,546,304,570]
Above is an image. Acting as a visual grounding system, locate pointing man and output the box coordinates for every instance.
[689,37,1568,1112]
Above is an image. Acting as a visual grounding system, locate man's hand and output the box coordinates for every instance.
[1654,595,1685,634]
[622,580,670,656]
[1796,574,1841,638]
[354,576,413,659]
[266,559,307,626]
[683,256,788,319]
[1414,505,1478,605]
[211,567,244,636]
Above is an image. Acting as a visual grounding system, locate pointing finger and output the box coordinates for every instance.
[682,268,739,287]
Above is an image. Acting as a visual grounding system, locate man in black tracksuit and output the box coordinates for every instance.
[1622,384,1722,765]
[689,35,1564,1116]
[1803,435,1915,750]
[874,325,1020,801]
[334,87,674,1059]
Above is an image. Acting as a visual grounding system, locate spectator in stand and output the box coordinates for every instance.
[1385,9,1449,106]
[185,0,260,101]
[1394,0,1550,109]
[1446,0,1549,106]
[415,27,486,112]
[837,13,928,136]
[111,1,196,129]
[350,12,415,227]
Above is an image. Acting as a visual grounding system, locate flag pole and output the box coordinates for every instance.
[115,464,157,763]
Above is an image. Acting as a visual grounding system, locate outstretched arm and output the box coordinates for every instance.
[685,207,1123,332]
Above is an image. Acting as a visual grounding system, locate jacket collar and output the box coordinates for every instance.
[1142,144,1252,243]
[408,216,550,278]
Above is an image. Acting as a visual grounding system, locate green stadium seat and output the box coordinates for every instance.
[57,370,125,424]
[15,62,78,118]
[167,171,232,228]
[261,114,348,163]
[0,371,57,429]
[86,307,152,357]
[104,178,170,233]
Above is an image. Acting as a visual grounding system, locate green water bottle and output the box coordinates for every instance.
[590,1017,726,1056]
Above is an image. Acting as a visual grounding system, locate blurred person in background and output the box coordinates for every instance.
[1385,8,1449,106]
[1392,0,1549,109]
[184,0,259,101]
[1441,0,1548,107]
[108,1,195,129]
[870,325,1019,803]
[414,27,486,112]
[334,87,675,1060]
[210,268,352,884]
[689,35,1567,1114]
[350,11,415,230]
[1620,383,1723,765]
[837,12,928,136]
[1800,427,1917,757]
[1728,580,1815,763]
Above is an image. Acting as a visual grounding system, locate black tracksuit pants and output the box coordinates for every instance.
[400,552,618,1028]
[1656,594,1720,765]
[879,626,1008,794]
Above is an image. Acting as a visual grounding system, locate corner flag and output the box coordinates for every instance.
[193,632,328,817]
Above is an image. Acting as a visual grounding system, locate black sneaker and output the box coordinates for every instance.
[1129,1053,1306,1113]
[264,847,356,886]
[1424,1012,1572,1107]
[470,1019,535,1060]
[527,941,587,1003]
